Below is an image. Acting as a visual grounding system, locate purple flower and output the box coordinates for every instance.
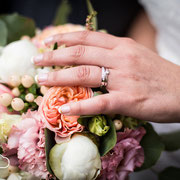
[98,127,146,180]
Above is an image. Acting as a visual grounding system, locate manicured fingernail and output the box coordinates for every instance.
[44,36,53,44]
[58,105,70,114]
[37,73,48,83]
[33,54,43,63]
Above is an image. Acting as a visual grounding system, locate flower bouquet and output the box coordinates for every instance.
[0,1,165,180]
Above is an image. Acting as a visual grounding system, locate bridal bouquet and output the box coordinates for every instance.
[0,1,165,180]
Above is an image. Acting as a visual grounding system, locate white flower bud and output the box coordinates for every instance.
[21,75,34,88]
[9,75,21,87]
[25,93,34,102]
[12,87,20,97]
[113,119,123,131]
[11,98,24,111]
[0,93,13,107]
[49,134,101,180]
[40,86,49,95]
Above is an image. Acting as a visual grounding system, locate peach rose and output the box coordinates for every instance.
[32,24,85,48]
[39,86,93,143]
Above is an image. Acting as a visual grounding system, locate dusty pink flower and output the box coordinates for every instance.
[98,127,146,180]
[0,84,13,114]
[3,110,48,179]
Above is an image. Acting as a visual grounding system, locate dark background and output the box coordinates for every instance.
[0,0,142,36]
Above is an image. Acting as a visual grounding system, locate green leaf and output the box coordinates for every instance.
[86,0,98,30]
[0,20,7,46]
[28,83,38,95]
[99,116,117,156]
[136,123,164,171]
[0,13,36,44]
[53,42,58,50]
[53,0,71,25]
[159,167,180,180]
[77,115,95,128]
[160,131,180,151]
[78,115,116,156]
[18,84,25,94]
[44,128,56,175]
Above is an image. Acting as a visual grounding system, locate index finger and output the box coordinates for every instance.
[44,31,120,49]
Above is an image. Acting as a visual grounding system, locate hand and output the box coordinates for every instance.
[33,31,180,123]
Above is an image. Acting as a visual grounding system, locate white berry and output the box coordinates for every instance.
[11,98,24,111]
[8,165,19,173]
[25,93,34,102]
[21,75,34,88]
[113,119,123,131]
[12,87,20,96]
[9,75,21,87]
[0,93,13,107]
[40,86,49,95]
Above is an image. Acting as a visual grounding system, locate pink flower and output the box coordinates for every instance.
[3,110,48,179]
[0,84,13,114]
[98,127,146,180]
[39,86,93,143]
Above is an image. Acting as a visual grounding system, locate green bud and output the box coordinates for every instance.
[88,115,110,136]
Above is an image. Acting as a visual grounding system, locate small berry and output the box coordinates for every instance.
[0,93,13,107]
[11,98,24,111]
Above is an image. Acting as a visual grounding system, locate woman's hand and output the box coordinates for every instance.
[33,31,180,123]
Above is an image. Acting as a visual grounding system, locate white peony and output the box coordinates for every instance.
[0,40,38,83]
[49,134,101,180]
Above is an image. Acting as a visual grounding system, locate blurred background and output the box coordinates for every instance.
[0,0,142,36]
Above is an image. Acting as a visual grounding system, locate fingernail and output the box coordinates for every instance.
[37,73,48,83]
[58,105,70,114]
[33,54,43,64]
[44,36,53,44]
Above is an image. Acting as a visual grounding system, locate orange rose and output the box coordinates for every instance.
[39,86,93,142]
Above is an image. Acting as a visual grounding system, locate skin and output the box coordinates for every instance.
[33,25,180,123]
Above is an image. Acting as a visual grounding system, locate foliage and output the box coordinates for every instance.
[160,131,180,151]
[44,128,56,175]
[159,167,180,180]
[78,115,117,156]
[136,123,165,171]
[53,0,71,25]
[0,13,35,46]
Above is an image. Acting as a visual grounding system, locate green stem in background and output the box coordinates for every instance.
[53,0,71,26]
[86,0,98,31]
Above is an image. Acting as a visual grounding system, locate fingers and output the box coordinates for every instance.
[37,66,102,87]
[58,93,115,115]
[33,45,114,68]
[44,31,120,49]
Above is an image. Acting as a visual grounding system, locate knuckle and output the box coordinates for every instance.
[98,98,108,113]
[76,66,91,81]
[75,102,83,114]
[123,37,136,45]
[49,71,59,83]
[79,31,90,43]
[44,51,54,63]
[54,34,62,43]
[72,45,86,62]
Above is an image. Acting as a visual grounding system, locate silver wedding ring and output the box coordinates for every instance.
[101,67,110,88]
